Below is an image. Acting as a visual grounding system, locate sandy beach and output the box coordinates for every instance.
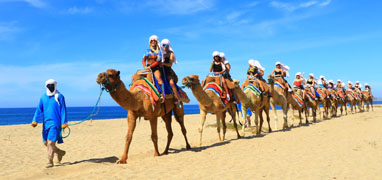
[1,108,381,180]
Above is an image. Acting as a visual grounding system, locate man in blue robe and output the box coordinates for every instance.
[31,79,68,168]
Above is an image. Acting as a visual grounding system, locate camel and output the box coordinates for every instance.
[346,91,359,114]
[235,80,271,136]
[288,88,307,126]
[317,88,330,119]
[96,69,191,164]
[328,89,338,118]
[267,76,289,130]
[336,88,347,116]
[362,91,374,112]
[303,88,319,123]
[181,75,241,147]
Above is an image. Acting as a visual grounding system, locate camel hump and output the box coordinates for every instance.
[132,70,153,83]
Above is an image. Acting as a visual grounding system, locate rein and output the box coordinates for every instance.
[103,72,121,92]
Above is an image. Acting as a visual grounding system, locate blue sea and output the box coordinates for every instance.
[1,101,380,126]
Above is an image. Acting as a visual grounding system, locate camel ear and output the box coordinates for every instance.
[117,71,120,76]
[195,75,199,79]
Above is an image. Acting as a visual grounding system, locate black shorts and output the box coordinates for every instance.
[150,65,161,73]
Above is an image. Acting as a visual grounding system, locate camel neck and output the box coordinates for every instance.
[190,83,213,107]
[109,81,139,111]
[232,87,250,105]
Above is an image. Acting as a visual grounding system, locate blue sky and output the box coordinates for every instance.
[0,0,381,108]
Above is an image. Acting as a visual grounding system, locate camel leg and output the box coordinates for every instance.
[298,109,302,126]
[371,100,373,111]
[265,107,272,133]
[173,106,191,150]
[216,112,222,142]
[282,103,289,129]
[305,106,309,125]
[149,117,160,157]
[161,113,173,155]
[290,105,295,125]
[118,113,137,164]
[257,110,264,135]
[197,110,208,147]
[228,105,241,138]
[221,111,227,141]
[271,102,278,130]
[241,104,248,137]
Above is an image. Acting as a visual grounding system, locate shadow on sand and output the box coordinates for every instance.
[57,156,119,167]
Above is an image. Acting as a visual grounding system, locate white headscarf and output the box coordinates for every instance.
[45,79,60,105]
[160,39,177,64]
[276,62,290,77]
[319,75,327,84]
[249,59,265,71]
[148,35,163,62]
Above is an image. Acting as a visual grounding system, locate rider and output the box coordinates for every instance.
[292,72,306,100]
[142,35,165,100]
[210,51,231,101]
[271,62,292,92]
[364,83,373,97]
[219,52,232,80]
[347,81,354,91]
[306,73,319,100]
[245,59,269,96]
[161,39,180,101]
[319,75,330,98]
[354,81,362,91]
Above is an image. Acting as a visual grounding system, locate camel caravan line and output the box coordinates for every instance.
[95,35,374,164]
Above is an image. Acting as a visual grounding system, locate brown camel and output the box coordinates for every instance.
[181,75,241,147]
[96,69,191,164]
[267,76,289,130]
[303,88,319,123]
[317,88,330,119]
[336,88,347,116]
[328,89,338,118]
[346,91,359,114]
[362,91,374,111]
[234,80,271,136]
[288,88,307,126]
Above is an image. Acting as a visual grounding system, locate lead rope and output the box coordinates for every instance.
[61,86,105,138]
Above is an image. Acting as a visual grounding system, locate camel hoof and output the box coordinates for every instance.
[237,135,242,139]
[186,144,191,150]
[161,151,169,156]
[154,153,160,157]
[268,128,272,133]
[117,159,127,164]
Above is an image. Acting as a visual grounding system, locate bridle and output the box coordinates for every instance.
[183,76,200,88]
[102,72,121,92]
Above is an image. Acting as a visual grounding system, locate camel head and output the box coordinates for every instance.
[181,75,200,88]
[233,79,240,87]
[96,69,121,92]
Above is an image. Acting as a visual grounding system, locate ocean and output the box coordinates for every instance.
[1,101,380,126]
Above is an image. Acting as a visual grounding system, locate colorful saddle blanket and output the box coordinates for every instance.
[306,91,315,101]
[317,88,327,98]
[130,78,162,104]
[244,84,261,96]
[274,82,285,90]
[203,82,228,106]
[346,91,358,100]
[336,89,345,99]
[292,92,304,107]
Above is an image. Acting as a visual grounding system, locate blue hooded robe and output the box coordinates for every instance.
[32,93,67,144]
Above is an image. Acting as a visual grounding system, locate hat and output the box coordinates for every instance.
[212,51,219,57]
[149,35,159,42]
[348,81,352,84]
[219,52,225,58]
[320,75,325,79]
[328,80,334,84]
[337,79,342,82]
[309,73,314,77]
[275,62,281,65]
[161,39,170,45]
[295,72,302,76]
[356,81,360,83]
[248,59,255,66]
[365,83,368,86]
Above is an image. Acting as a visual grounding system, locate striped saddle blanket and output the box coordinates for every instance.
[203,82,228,106]
[292,92,304,107]
[244,84,261,96]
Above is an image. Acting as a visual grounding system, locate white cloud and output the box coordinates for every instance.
[0,22,20,40]
[146,0,215,15]
[0,0,46,8]
[65,6,93,15]
[269,0,331,12]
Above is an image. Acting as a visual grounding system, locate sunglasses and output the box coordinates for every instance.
[162,44,169,47]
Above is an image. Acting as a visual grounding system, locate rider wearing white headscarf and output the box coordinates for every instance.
[245,59,270,95]
[272,61,292,92]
